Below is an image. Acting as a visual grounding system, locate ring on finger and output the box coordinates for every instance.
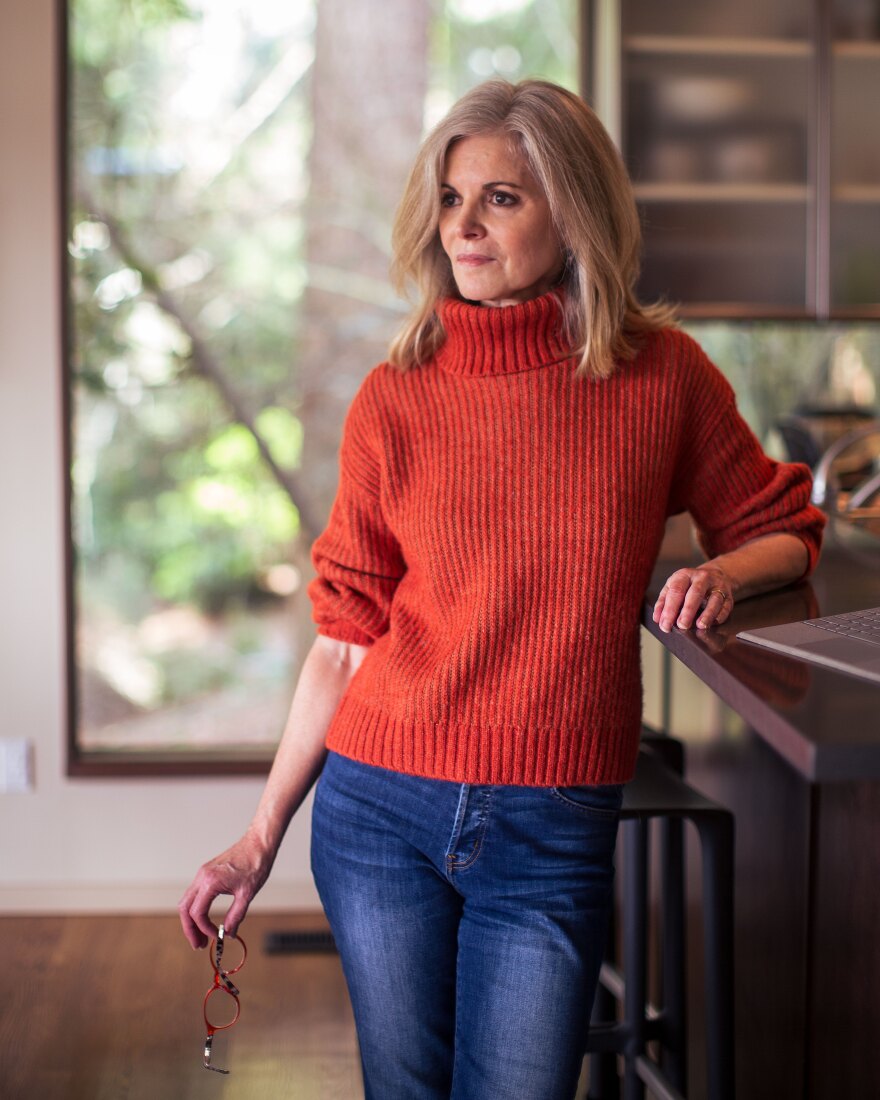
[708,587,729,603]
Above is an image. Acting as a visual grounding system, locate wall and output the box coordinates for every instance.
[0,0,319,914]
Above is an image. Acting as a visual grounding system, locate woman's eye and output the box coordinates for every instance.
[489,191,517,206]
[440,191,458,207]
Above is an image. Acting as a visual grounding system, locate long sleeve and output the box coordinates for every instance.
[668,338,825,573]
[308,376,406,646]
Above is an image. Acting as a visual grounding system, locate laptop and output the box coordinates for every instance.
[737,607,880,686]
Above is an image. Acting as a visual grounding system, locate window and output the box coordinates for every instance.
[64,0,578,774]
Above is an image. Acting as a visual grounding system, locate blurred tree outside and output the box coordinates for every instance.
[684,322,880,445]
[68,0,578,758]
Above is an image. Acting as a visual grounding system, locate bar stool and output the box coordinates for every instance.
[585,734,735,1100]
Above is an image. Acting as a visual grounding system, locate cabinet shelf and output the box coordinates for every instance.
[624,35,813,58]
[833,184,880,203]
[833,40,880,59]
[591,3,880,316]
[634,182,808,203]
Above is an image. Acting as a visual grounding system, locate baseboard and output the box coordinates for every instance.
[0,877,321,914]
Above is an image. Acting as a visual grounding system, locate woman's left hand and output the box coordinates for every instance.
[652,534,811,635]
[652,564,736,634]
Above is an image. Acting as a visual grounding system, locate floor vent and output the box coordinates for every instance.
[263,929,338,954]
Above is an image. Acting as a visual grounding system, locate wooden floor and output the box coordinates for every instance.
[2,912,361,1100]
[4,913,621,1100]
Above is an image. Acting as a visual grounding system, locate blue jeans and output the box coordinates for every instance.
[310,751,623,1100]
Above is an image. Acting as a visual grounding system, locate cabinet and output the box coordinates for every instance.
[582,0,880,319]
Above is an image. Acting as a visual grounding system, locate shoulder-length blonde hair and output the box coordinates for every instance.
[388,78,675,379]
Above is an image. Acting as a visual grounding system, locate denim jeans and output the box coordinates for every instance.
[310,750,623,1100]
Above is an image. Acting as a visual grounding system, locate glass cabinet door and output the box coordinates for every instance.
[830,0,880,315]
[618,0,814,315]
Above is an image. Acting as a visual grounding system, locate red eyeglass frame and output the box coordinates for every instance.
[203,925,247,1074]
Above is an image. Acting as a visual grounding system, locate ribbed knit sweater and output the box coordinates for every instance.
[308,291,825,786]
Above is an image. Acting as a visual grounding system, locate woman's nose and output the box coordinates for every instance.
[454,201,485,238]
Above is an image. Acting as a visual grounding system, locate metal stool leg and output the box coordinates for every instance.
[697,813,735,1100]
[623,817,648,1100]
[659,815,687,1091]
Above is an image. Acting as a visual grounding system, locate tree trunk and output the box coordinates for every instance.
[290,0,431,657]
[297,0,431,514]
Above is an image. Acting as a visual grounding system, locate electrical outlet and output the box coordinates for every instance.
[0,739,34,792]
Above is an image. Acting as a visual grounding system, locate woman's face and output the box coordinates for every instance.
[438,131,564,308]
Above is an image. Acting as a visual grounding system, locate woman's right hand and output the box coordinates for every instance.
[178,830,276,949]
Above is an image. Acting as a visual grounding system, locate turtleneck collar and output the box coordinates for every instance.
[432,290,574,378]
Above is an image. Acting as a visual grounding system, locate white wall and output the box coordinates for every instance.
[0,0,318,914]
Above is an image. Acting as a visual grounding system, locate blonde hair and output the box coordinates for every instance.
[388,78,676,379]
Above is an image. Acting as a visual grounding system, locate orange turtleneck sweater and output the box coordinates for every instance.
[308,292,825,786]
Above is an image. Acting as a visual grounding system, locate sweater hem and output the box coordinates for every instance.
[324,694,642,787]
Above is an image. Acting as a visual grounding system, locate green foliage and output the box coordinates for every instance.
[76,386,302,615]
[255,406,304,470]
[70,0,308,639]
[686,322,880,443]
[432,0,577,102]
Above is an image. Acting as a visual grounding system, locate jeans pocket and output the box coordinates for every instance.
[550,782,624,819]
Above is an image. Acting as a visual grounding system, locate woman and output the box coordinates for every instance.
[179,79,825,1099]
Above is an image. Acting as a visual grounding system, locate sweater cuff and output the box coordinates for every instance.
[315,621,376,647]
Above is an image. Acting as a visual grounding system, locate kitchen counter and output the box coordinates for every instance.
[642,517,880,1100]
[643,516,880,782]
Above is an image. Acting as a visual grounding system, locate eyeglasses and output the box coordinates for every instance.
[203,924,247,1074]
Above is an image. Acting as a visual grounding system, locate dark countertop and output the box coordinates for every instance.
[642,517,880,782]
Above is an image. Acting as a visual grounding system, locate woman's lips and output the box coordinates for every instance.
[456,253,494,266]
